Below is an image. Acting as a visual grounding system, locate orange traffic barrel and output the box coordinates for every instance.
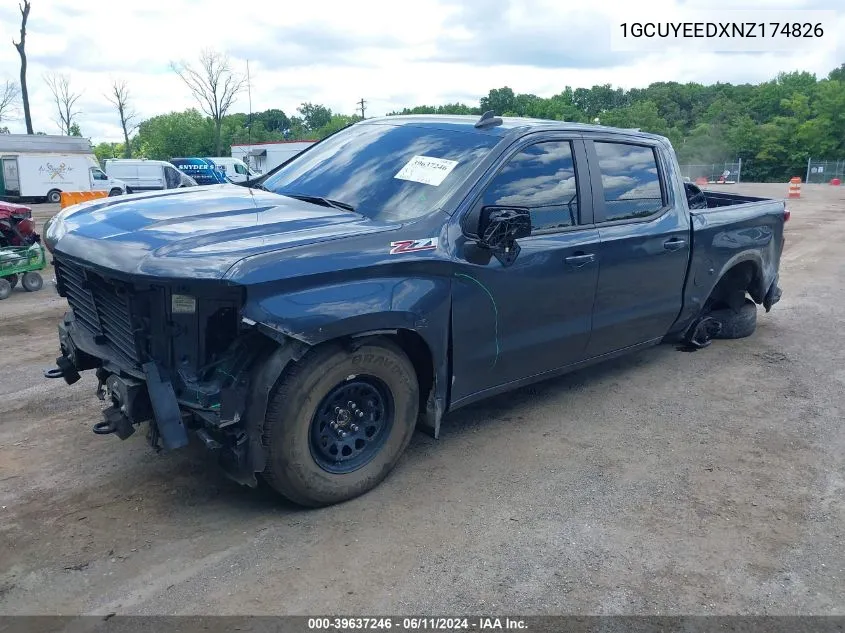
[787,177,801,199]
[831,178,841,186]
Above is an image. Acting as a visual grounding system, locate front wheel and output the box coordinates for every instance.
[109,188,122,197]
[0,278,11,300]
[261,339,419,507]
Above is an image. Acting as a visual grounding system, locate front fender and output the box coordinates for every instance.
[242,276,453,437]
[242,276,450,346]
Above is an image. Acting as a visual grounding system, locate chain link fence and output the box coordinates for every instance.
[678,161,742,184]
[805,159,845,184]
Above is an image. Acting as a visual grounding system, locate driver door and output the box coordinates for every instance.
[450,137,601,404]
[89,167,109,191]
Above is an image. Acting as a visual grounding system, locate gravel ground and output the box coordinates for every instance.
[0,183,843,616]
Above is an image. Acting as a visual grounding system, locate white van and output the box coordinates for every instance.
[1,154,127,203]
[205,157,261,184]
[104,159,197,193]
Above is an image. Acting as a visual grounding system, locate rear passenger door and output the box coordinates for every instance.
[584,138,690,358]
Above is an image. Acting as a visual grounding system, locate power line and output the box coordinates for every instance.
[357,98,366,119]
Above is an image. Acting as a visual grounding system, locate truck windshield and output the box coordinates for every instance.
[260,122,500,222]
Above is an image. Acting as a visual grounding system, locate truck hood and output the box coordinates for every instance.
[49,185,395,279]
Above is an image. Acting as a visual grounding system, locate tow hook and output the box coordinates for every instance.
[43,356,81,385]
[93,406,136,440]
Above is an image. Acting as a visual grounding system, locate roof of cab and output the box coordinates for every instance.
[361,114,669,143]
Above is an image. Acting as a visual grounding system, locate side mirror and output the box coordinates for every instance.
[476,205,531,266]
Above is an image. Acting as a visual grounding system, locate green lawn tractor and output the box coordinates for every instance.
[0,201,46,300]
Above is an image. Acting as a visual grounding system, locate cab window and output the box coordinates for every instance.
[593,142,665,222]
[481,141,579,232]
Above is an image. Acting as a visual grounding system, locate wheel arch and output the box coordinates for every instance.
[706,255,766,311]
[241,323,446,484]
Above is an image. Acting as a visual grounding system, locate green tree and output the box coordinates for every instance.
[136,109,214,159]
[828,64,845,82]
[297,102,332,132]
[255,108,290,133]
[93,141,123,165]
[480,87,516,114]
[313,114,362,139]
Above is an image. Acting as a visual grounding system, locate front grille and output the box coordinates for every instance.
[55,259,141,367]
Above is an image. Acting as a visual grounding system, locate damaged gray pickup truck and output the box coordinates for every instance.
[43,114,787,506]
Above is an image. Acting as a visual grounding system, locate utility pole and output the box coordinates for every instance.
[357,98,366,119]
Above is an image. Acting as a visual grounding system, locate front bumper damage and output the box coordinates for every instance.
[44,255,307,486]
[46,310,307,486]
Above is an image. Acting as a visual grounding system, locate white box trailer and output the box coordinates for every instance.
[231,140,317,175]
[1,153,127,203]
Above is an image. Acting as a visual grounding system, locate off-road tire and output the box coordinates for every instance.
[47,190,61,204]
[708,298,757,339]
[261,339,419,507]
[21,271,43,292]
[0,278,11,300]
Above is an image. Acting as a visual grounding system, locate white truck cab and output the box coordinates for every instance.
[205,157,260,184]
[89,166,127,197]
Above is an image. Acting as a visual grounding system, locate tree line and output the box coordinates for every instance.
[1,1,842,182]
[388,65,845,182]
[100,64,841,182]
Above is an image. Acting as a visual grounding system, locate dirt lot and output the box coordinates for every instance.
[1,183,844,616]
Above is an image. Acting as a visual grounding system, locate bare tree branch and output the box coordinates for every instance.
[170,49,246,155]
[106,79,138,157]
[12,0,33,133]
[0,80,20,123]
[44,72,82,135]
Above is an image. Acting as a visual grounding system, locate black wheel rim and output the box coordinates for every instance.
[309,375,394,474]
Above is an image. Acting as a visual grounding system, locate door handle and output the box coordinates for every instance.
[565,252,595,266]
[664,238,687,251]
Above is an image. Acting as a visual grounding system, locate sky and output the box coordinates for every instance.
[0,0,843,144]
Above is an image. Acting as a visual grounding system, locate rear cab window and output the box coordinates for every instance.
[593,141,665,222]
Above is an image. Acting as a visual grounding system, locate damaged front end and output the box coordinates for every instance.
[45,254,295,486]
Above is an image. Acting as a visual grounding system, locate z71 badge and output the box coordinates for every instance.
[389,238,438,254]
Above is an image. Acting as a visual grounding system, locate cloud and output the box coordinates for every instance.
[229,24,406,69]
[424,2,634,69]
[0,0,841,143]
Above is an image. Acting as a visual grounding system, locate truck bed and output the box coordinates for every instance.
[684,183,774,210]
[669,185,786,338]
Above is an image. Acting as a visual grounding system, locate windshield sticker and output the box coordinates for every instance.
[394,156,458,186]
[389,238,438,255]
